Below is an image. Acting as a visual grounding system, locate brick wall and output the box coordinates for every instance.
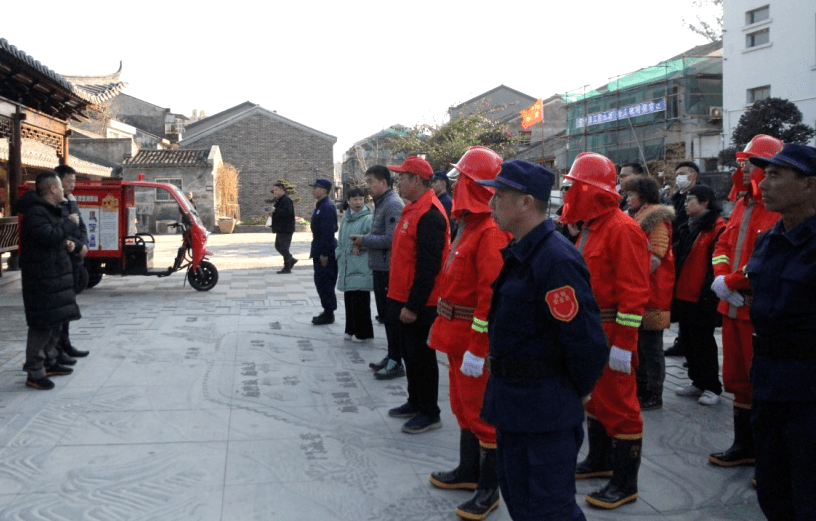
[182,113,334,221]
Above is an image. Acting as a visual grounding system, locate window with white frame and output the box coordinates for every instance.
[155,178,182,201]
[746,28,770,48]
[747,86,771,104]
[746,5,769,25]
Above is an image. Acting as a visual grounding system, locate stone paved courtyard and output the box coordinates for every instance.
[0,232,764,520]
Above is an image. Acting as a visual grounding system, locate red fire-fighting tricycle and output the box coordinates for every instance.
[20,178,218,291]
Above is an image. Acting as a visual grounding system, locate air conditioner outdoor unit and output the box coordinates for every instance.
[709,106,724,119]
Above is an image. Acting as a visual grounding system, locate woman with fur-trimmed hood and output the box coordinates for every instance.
[621,175,675,411]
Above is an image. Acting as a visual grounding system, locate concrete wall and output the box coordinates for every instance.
[69,138,136,166]
[723,0,816,146]
[181,113,334,221]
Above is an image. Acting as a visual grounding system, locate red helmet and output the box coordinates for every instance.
[565,152,619,195]
[450,146,503,182]
[735,134,784,161]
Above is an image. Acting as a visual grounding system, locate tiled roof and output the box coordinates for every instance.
[182,102,336,145]
[0,38,127,118]
[123,149,213,168]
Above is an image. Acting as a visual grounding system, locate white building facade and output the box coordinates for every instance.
[722,0,816,146]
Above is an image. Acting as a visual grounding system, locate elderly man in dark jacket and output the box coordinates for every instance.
[270,182,297,274]
[16,171,82,390]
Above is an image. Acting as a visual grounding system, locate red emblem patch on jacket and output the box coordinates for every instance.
[545,286,579,322]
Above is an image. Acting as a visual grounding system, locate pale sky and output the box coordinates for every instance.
[3,0,714,161]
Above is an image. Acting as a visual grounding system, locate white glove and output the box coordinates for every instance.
[725,292,745,307]
[711,275,745,307]
[711,275,732,301]
[460,351,485,377]
[609,346,632,374]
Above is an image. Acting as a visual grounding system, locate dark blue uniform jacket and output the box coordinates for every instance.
[747,215,816,401]
[481,219,608,433]
[310,197,338,259]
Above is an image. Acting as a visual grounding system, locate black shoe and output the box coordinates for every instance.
[57,353,77,366]
[277,267,292,274]
[375,315,384,324]
[64,345,89,358]
[388,402,418,418]
[369,357,389,371]
[374,361,405,380]
[402,413,442,434]
[639,392,663,411]
[312,313,335,325]
[664,343,685,357]
[25,376,55,390]
[45,365,73,377]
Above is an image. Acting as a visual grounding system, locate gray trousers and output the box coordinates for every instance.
[24,326,62,380]
[636,329,666,395]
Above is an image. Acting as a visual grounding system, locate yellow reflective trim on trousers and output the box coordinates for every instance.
[712,255,730,265]
[616,312,642,328]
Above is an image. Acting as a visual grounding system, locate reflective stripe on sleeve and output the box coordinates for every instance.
[615,312,642,328]
[471,317,489,334]
[712,254,730,266]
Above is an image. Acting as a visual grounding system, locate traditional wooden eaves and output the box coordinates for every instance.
[0,38,127,121]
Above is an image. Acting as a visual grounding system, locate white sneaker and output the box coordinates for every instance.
[352,336,371,343]
[676,383,704,397]
[698,390,720,405]
[344,334,353,341]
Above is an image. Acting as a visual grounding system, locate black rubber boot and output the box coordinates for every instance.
[429,429,479,490]
[455,445,500,520]
[576,418,613,479]
[586,437,641,509]
[709,406,755,466]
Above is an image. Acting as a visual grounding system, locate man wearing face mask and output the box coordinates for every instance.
[670,162,699,238]
[665,162,700,358]
[708,134,783,472]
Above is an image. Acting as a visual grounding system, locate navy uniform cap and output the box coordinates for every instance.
[309,179,332,190]
[475,160,555,201]
[749,143,816,177]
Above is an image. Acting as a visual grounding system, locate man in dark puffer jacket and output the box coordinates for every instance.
[15,171,82,390]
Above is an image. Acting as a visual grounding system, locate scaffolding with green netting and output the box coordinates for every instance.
[565,56,722,166]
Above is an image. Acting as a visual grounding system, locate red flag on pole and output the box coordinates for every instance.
[520,99,543,129]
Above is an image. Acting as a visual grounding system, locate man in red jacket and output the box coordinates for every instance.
[559,152,651,510]
[386,156,450,434]
[427,146,511,519]
[708,134,783,468]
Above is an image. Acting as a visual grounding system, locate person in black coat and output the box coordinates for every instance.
[55,165,90,364]
[15,171,82,390]
[269,183,297,274]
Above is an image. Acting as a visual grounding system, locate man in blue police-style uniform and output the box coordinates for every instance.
[746,143,816,520]
[477,160,609,520]
[309,178,339,325]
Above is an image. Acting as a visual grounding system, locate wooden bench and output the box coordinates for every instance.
[0,216,19,276]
